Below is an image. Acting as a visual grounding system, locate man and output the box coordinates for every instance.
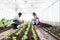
[12,12,24,29]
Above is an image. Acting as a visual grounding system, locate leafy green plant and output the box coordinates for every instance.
[22,35,28,40]
[31,25,38,40]
[22,24,30,40]
[15,26,24,35]
[25,31,28,35]
[6,34,10,39]
[16,28,22,35]
[0,21,4,27]
[12,36,17,40]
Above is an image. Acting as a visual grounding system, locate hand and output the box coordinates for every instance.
[32,19,34,21]
[22,20,24,23]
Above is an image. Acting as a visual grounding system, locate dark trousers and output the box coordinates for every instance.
[34,22,40,25]
[12,21,21,29]
[12,24,18,29]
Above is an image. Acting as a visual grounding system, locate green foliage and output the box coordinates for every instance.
[31,25,38,40]
[12,36,17,40]
[5,23,38,40]
[0,19,12,30]
[6,35,10,39]
[22,35,28,40]
[15,26,24,35]
[22,24,30,40]
[0,21,4,27]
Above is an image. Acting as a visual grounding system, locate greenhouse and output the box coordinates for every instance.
[0,0,60,40]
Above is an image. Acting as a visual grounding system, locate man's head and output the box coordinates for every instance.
[18,12,22,17]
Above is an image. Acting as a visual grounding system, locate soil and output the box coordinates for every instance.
[17,27,27,40]
[27,25,40,40]
[43,26,60,37]
[27,27,34,40]
[2,24,40,40]
[39,23,60,39]
[0,27,11,33]
[3,26,27,40]
[34,27,40,40]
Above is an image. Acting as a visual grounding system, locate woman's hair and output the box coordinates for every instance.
[32,12,36,16]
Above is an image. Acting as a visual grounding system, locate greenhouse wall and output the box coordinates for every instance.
[0,0,60,26]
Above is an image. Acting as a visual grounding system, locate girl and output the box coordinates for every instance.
[32,12,40,29]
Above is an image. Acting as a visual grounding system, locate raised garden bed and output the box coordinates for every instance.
[0,20,12,33]
[2,24,40,40]
[0,27,11,33]
[40,23,60,40]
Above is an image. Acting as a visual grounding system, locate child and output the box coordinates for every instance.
[32,12,40,29]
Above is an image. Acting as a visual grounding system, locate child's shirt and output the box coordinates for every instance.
[34,16,40,25]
